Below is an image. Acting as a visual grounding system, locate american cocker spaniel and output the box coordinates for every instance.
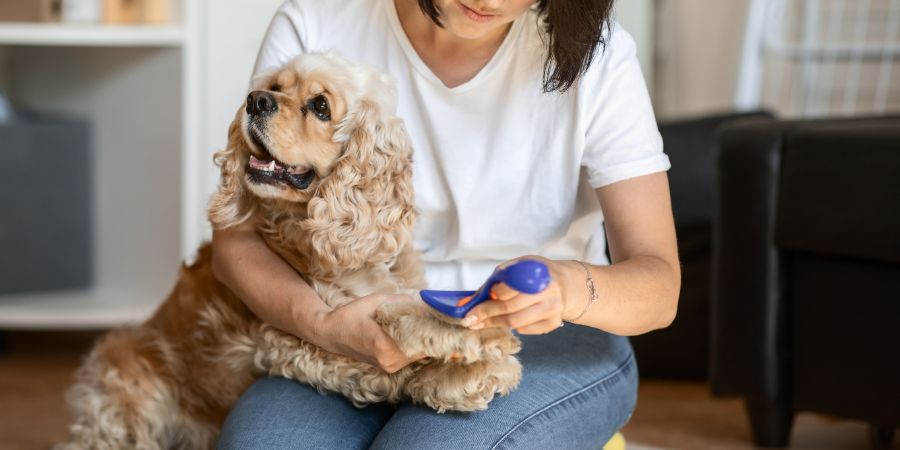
[60,52,521,450]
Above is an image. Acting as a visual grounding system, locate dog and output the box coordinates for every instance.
[60,52,522,450]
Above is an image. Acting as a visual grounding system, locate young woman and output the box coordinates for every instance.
[213,0,680,448]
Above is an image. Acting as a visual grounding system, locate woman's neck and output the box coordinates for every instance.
[393,0,513,88]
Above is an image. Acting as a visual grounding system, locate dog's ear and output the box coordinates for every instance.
[303,99,416,273]
[208,118,256,230]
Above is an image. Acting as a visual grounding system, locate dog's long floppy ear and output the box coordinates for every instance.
[208,118,256,230]
[303,98,416,274]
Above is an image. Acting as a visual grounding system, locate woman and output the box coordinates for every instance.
[213,0,680,448]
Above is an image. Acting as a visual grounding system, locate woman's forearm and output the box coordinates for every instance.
[557,255,680,336]
[211,226,426,372]
[210,227,332,345]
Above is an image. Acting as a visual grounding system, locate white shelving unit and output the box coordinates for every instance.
[0,289,163,330]
[0,23,186,47]
[0,0,286,330]
[0,0,207,330]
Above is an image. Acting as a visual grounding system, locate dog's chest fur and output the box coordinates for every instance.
[257,205,425,309]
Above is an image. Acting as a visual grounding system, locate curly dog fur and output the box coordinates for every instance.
[59,53,521,450]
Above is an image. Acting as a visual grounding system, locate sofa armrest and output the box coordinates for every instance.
[710,117,789,403]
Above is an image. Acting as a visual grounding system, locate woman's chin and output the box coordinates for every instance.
[443,16,506,40]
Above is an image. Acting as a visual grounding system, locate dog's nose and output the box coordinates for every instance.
[246,91,278,116]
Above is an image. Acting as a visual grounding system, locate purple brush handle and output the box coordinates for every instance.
[420,260,551,318]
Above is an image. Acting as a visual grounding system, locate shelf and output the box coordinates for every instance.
[0,288,164,330]
[0,0,199,332]
[0,40,184,331]
[0,23,186,47]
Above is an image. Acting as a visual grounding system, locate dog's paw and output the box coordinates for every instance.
[373,297,431,326]
[374,300,521,365]
[491,354,523,397]
[374,300,474,360]
[374,300,437,357]
[473,328,522,363]
[404,356,522,413]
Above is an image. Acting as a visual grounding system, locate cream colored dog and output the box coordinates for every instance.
[60,53,521,450]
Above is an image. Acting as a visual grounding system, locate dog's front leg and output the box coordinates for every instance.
[256,324,416,407]
[374,300,520,364]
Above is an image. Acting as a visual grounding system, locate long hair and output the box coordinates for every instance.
[416,0,614,93]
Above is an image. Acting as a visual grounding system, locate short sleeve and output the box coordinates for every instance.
[252,0,313,79]
[580,25,669,188]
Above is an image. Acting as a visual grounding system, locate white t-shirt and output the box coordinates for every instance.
[254,0,670,290]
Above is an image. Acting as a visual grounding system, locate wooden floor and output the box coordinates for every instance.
[622,381,894,450]
[0,331,894,450]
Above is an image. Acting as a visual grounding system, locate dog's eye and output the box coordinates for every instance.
[269,83,281,92]
[308,96,330,121]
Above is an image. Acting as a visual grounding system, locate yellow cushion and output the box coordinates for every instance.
[602,432,626,450]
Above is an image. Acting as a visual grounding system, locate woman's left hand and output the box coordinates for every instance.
[460,256,583,335]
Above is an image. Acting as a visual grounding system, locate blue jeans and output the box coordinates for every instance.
[218,324,637,449]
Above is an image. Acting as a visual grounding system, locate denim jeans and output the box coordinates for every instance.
[217,324,638,450]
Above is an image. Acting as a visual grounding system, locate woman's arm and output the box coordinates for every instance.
[464,172,680,336]
[211,221,328,342]
[568,171,680,334]
[211,223,423,372]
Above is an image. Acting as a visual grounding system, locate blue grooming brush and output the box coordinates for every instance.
[420,260,551,318]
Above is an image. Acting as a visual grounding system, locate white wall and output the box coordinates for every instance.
[200,0,284,157]
[197,0,284,239]
[615,0,655,94]
[654,0,750,119]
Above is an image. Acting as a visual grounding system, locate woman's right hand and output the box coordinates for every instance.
[314,293,426,373]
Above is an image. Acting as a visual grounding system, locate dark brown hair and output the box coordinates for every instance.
[416,0,615,93]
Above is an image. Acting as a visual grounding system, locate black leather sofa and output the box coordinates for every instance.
[709,116,900,448]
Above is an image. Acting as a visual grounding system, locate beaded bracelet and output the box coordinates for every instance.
[568,261,598,324]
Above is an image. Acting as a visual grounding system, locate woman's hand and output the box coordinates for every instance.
[460,256,588,335]
[315,293,426,373]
